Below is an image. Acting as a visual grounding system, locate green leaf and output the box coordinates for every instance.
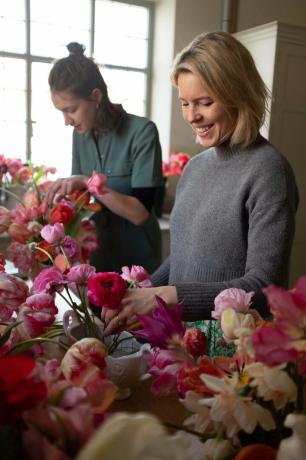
[0,322,22,346]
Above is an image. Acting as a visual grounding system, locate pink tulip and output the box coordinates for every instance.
[32,267,66,294]
[212,288,254,321]
[40,223,65,244]
[120,265,152,288]
[86,170,109,196]
[7,242,36,275]
[16,294,58,339]
[61,338,108,386]
[0,272,29,321]
[252,325,299,367]
[0,206,11,232]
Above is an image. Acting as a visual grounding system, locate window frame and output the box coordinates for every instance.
[0,0,154,161]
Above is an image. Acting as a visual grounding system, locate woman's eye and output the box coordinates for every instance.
[199,101,213,107]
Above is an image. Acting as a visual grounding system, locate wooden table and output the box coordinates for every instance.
[110,378,187,430]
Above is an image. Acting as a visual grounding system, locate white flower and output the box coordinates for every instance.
[247,362,297,410]
[180,391,217,436]
[277,413,306,460]
[221,308,256,343]
[76,412,184,460]
[200,374,276,438]
[201,438,235,460]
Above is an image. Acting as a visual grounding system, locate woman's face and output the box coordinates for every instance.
[51,90,100,134]
[177,72,234,149]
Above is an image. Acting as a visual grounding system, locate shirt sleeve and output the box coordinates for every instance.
[130,121,163,188]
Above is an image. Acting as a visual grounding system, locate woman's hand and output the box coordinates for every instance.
[102,286,178,336]
[44,175,89,206]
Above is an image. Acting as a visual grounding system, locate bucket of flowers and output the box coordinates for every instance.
[133,278,306,460]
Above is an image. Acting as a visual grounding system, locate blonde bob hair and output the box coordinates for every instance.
[171,31,269,147]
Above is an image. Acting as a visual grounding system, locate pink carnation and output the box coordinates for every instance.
[212,288,254,321]
[120,265,152,288]
[86,171,109,196]
[32,267,66,294]
[40,223,65,244]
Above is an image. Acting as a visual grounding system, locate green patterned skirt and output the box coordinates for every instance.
[185,320,235,357]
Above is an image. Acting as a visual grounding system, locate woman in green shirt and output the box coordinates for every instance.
[45,42,163,273]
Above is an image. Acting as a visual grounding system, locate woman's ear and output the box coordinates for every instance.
[91,88,102,106]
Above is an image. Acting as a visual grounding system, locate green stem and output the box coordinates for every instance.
[0,186,25,207]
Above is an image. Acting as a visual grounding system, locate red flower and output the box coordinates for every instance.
[182,327,208,358]
[50,202,74,225]
[35,240,54,262]
[177,356,222,396]
[87,272,127,310]
[0,355,47,423]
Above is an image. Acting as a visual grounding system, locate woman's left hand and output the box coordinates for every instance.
[102,286,178,336]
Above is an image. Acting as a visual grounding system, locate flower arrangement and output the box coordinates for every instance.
[134,278,306,460]
[1,171,101,278]
[162,151,191,177]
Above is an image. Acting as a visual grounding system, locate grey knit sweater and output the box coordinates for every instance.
[152,136,299,320]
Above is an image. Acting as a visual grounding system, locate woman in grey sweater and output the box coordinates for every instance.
[104,31,299,339]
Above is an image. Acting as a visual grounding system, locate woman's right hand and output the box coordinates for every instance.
[44,175,89,207]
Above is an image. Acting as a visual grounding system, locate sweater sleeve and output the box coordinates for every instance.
[176,160,299,322]
[71,131,81,175]
[151,257,170,286]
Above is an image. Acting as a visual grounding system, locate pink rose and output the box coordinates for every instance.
[40,223,65,244]
[66,264,96,286]
[120,265,152,288]
[182,327,208,358]
[87,272,127,309]
[212,288,254,321]
[32,267,66,294]
[0,272,29,321]
[86,171,109,196]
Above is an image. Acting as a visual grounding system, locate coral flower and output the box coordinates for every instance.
[234,444,277,460]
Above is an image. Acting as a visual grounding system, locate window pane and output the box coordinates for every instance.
[0,0,25,53]
[0,121,26,159]
[94,1,149,68]
[0,58,26,122]
[102,67,146,116]
[30,0,90,57]
[31,62,73,177]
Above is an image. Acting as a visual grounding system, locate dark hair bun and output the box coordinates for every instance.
[67,42,86,57]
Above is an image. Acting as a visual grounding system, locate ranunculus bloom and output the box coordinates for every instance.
[212,288,254,321]
[50,202,74,224]
[121,265,152,288]
[182,327,207,358]
[87,272,127,309]
[0,355,47,423]
[61,235,80,261]
[40,222,65,244]
[61,338,108,386]
[66,264,96,286]
[0,272,29,320]
[32,267,66,294]
[87,170,109,195]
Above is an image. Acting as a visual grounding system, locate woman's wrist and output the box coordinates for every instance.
[155,286,178,306]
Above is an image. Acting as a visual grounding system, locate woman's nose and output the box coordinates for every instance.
[63,113,72,126]
[185,105,202,123]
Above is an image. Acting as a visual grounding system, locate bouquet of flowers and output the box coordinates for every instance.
[162,151,191,177]
[134,278,306,460]
[1,171,102,278]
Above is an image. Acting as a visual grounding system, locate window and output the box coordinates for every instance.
[0,0,153,176]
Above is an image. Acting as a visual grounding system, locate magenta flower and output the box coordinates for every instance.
[252,325,299,367]
[212,288,254,321]
[32,267,66,294]
[0,272,29,321]
[87,272,127,310]
[66,264,96,286]
[120,265,152,288]
[135,296,186,348]
[40,223,65,244]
